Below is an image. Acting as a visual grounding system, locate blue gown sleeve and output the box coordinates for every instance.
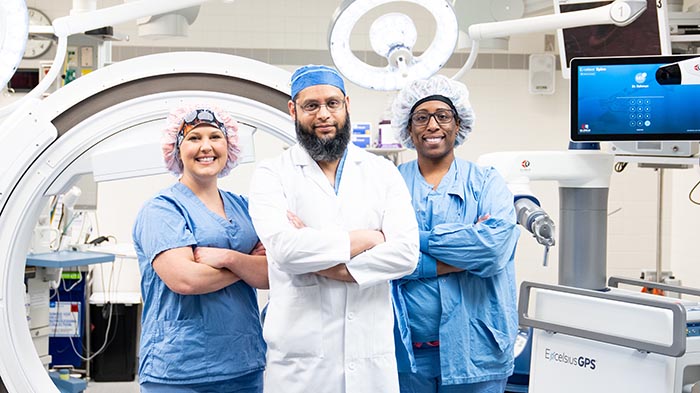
[399,252,437,280]
[424,168,520,277]
[133,197,196,264]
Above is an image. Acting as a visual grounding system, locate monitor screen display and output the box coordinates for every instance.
[570,55,700,142]
[555,0,671,79]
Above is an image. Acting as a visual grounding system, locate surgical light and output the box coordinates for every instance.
[329,0,649,89]
[369,12,417,75]
[0,0,29,91]
[328,0,458,91]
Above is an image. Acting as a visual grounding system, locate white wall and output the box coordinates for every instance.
[13,0,700,297]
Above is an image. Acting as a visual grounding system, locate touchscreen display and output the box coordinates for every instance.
[571,55,700,141]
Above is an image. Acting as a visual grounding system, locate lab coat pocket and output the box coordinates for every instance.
[263,285,324,358]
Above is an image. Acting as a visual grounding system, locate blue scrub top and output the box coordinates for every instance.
[393,158,520,385]
[133,182,266,385]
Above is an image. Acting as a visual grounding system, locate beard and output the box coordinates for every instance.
[295,113,351,162]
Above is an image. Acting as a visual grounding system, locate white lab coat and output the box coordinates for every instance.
[249,144,419,393]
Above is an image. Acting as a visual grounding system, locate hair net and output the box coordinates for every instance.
[391,74,475,149]
[162,104,241,178]
[291,64,346,100]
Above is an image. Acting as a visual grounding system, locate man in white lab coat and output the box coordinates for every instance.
[249,64,419,393]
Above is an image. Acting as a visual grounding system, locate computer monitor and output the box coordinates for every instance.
[555,0,671,79]
[570,54,700,142]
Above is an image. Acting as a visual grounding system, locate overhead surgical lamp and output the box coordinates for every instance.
[0,0,29,91]
[328,0,459,91]
[0,0,211,119]
[328,0,648,90]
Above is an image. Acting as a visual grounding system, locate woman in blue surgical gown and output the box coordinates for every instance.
[390,75,521,393]
[132,104,268,393]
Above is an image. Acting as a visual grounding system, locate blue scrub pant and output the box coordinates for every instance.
[399,346,508,393]
[140,370,263,393]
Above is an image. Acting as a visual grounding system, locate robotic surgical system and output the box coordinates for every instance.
[480,53,700,393]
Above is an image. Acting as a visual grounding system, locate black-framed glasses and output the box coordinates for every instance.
[296,98,345,115]
[410,109,456,127]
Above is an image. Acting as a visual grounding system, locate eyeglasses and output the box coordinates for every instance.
[410,109,456,127]
[296,98,345,115]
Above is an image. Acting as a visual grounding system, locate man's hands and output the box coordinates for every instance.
[287,210,372,282]
[316,264,355,282]
[287,211,305,229]
[349,229,385,257]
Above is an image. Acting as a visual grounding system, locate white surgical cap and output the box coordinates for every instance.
[391,74,475,149]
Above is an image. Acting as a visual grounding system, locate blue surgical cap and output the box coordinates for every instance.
[290,64,346,100]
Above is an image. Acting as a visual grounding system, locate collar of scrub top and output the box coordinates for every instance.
[333,148,348,195]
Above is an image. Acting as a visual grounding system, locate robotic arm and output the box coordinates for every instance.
[514,197,556,255]
[478,150,614,267]
[502,185,556,266]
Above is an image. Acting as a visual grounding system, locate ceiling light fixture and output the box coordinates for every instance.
[328,0,458,91]
[329,0,649,90]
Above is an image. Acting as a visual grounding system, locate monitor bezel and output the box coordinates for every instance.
[555,0,672,80]
[570,54,700,142]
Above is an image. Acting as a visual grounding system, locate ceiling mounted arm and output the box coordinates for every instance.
[1,0,210,119]
[454,0,648,80]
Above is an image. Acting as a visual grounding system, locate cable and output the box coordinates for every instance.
[51,270,115,362]
[61,271,83,292]
[689,179,700,205]
[68,302,114,362]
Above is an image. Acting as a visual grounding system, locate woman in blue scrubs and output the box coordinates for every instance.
[133,104,268,393]
[390,76,521,393]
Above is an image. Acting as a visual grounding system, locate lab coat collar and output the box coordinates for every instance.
[291,144,316,166]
